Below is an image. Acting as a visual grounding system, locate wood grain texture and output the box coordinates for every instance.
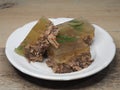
[0,0,120,90]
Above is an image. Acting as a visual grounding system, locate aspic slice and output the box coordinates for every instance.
[15,17,52,60]
[47,19,94,73]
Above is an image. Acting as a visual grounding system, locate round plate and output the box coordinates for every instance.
[5,18,116,81]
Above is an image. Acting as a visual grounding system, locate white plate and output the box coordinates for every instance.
[5,18,116,81]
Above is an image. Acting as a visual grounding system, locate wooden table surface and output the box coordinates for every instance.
[0,0,120,90]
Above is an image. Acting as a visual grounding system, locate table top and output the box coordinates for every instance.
[0,0,120,90]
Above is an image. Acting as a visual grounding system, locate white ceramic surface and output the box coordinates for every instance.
[5,18,116,81]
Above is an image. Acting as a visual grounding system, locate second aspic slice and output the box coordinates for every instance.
[47,19,94,73]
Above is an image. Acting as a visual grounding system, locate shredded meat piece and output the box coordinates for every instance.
[46,52,93,73]
[83,35,93,45]
[45,25,59,48]
[47,33,59,48]
[24,38,50,62]
[24,24,59,62]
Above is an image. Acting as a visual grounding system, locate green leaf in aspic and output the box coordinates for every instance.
[57,34,77,43]
[68,19,83,31]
